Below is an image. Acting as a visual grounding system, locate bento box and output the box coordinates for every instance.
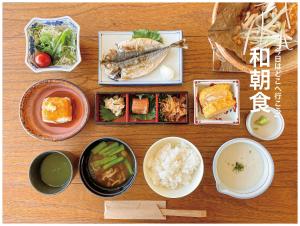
[98,30,184,86]
[95,92,189,124]
[193,79,240,125]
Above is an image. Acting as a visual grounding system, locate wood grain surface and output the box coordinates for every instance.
[3,3,297,223]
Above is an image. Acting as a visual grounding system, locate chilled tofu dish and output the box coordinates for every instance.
[41,97,73,124]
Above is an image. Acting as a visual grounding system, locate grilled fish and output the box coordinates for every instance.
[101,38,187,81]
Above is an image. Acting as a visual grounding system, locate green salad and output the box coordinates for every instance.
[29,23,77,66]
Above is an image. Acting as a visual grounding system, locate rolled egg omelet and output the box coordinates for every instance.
[199,84,236,119]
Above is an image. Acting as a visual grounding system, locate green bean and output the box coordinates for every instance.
[124,159,133,175]
[104,145,125,157]
[91,141,107,154]
[102,156,124,170]
[101,146,119,157]
[92,155,118,168]
[98,142,119,155]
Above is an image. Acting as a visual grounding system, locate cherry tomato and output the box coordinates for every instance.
[35,52,51,68]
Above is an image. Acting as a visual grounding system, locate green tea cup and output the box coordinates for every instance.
[29,150,75,195]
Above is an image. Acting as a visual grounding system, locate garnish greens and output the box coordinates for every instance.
[30,24,77,65]
[100,105,118,122]
[132,29,163,43]
[254,115,269,126]
[131,94,156,120]
[233,162,244,173]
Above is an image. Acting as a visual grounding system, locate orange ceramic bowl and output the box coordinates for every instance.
[211,3,297,75]
[19,79,90,141]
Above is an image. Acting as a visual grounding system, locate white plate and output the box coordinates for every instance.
[98,31,183,85]
[193,79,240,125]
[143,137,204,198]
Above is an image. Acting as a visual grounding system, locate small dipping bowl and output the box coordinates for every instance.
[29,151,75,195]
[213,138,274,199]
[79,137,137,197]
[246,107,285,141]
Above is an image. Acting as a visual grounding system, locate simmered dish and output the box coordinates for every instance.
[159,94,187,122]
[42,97,72,124]
[88,141,134,188]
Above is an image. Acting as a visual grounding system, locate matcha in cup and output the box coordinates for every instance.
[29,151,75,195]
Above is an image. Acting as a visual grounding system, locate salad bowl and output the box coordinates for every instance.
[24,16,81,73]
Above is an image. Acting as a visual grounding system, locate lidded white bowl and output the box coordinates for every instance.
[213,138,274,199]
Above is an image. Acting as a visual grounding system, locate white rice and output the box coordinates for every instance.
[147,141,201,190]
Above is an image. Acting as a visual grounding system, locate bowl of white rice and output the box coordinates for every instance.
[143,137,204,198]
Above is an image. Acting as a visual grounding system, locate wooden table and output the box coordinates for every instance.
[3,3,297,223]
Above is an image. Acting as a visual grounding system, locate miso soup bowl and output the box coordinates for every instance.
[79,137,137,197]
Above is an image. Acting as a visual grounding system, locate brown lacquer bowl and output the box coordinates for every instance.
[19,79,90,141]
[211,3,297,74]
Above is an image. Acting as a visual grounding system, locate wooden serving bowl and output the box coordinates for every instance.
[211,3,297,74]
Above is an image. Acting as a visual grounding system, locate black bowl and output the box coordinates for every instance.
[79,137,137,197]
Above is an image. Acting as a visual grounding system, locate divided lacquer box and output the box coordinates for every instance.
[95,92,189,124]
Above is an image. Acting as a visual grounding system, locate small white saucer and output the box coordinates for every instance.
[246,107,285,141]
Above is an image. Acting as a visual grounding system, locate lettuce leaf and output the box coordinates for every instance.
[132,29,163,43]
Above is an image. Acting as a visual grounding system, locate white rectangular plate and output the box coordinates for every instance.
[98,30,183,85]
[194,79,240,125]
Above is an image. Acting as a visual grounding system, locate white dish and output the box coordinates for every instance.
[213,138,274,199]
[98,31,183,85]
[24,16,81,73]
[193,79,240,125]
[246,107,285,141]
[143,137,204,198]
